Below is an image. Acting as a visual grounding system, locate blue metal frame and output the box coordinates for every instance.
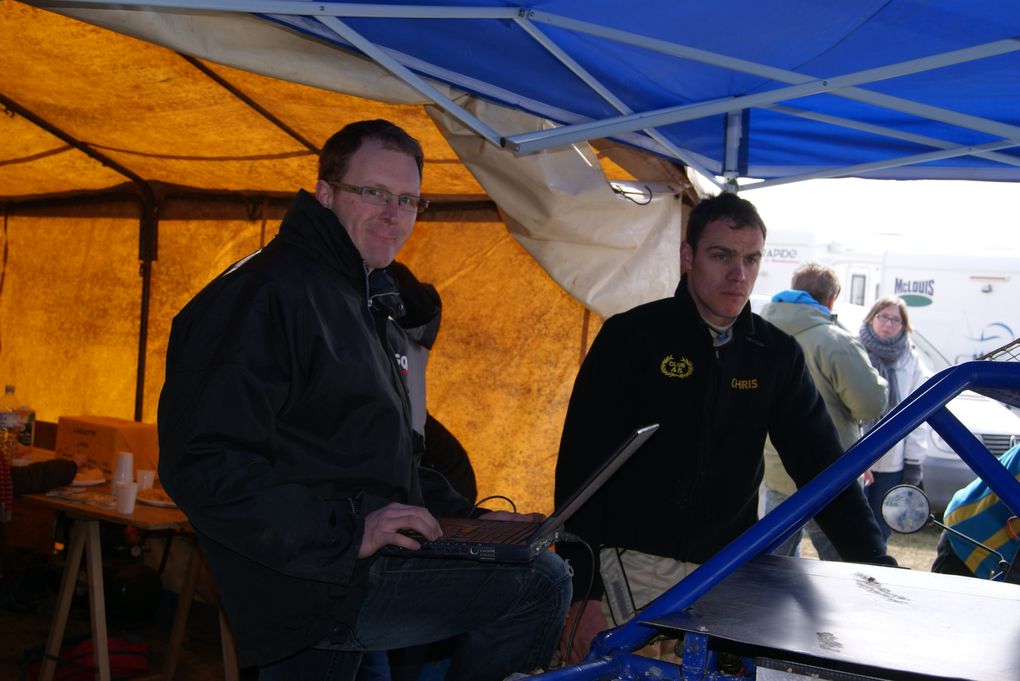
[534,360,1020,679]
[35,1,1020,184]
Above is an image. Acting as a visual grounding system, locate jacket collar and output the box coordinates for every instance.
[276,189,367,289]
[674,274,759,340]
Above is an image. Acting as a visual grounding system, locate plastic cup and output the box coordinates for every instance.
[136,469,156,490]
[113,451,134,484]
[115,481,138,514]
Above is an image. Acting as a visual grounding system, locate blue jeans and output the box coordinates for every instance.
[865,470,904,546]
[257,551,571,681]
[762,487,841,561]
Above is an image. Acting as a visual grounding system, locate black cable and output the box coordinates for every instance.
[610,182,654,205]
[556,533,595,666]
[471,494,517,515]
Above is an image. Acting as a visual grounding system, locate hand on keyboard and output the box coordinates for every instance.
[359,502,441,557]
[397,528,430,545]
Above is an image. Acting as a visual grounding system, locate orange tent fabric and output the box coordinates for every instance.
[1,0,692,512]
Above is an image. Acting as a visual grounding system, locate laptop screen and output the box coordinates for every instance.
[531,423,659,539]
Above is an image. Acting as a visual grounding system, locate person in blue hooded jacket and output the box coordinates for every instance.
[932,442,1020,580]
[760,263,888,559]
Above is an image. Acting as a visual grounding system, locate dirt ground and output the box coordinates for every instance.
[0,548,235,681]
[799,523,942,571]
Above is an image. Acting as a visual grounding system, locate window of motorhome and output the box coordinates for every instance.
[849,273,866,306]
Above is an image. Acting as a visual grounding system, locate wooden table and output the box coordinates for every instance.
[21,485,239,681]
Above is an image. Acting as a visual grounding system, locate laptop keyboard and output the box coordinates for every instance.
[446,520,538,544]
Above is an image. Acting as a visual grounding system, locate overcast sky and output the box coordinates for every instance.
[703,177,1020,256]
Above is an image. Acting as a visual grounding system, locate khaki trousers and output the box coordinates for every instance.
[596,547,699,661]
[598,547,700,625]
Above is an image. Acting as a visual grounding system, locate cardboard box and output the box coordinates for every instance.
[55,415,158,478]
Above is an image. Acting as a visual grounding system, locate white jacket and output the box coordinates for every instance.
[869,343,930,473]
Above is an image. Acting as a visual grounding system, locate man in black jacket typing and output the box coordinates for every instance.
[158,120,569,680]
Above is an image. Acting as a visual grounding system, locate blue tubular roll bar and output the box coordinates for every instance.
[538,360,1020,679]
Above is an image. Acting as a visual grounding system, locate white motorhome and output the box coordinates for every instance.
[880,251,1019,363]
[756,230,1020,363]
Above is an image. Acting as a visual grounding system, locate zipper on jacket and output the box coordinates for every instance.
[680,342,724,560]
[363,267,417,467]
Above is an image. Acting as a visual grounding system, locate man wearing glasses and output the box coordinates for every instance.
[158,120,570,680]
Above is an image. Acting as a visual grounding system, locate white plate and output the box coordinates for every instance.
[138,496,177,508]
[70,477,105,487]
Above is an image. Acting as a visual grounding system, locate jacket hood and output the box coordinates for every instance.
[770,289,832,316]
[760,299,832,336]
[388,260,442,350]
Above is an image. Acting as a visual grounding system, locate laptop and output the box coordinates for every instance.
[384,424,659,563]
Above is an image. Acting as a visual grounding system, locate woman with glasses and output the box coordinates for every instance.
[858,295,931,547]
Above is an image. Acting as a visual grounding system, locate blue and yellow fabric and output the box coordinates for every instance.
[943,444,1020,579]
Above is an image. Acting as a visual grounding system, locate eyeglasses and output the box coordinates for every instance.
[328,181,429,214]
[875,314,903,326]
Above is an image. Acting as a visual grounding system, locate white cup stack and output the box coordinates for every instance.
[112,451,134,485]
[115,481,138,514]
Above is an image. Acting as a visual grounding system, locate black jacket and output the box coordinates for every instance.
[555,277,892,601]
[157,190,471,666]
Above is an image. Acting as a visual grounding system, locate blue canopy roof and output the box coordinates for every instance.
[38,0,1020,190]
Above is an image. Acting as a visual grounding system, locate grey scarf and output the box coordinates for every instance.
[859,322,909,426]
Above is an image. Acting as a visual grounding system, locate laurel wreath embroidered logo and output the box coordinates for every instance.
[660,355,693,378]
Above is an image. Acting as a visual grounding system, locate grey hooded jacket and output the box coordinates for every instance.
[761,299,889,495]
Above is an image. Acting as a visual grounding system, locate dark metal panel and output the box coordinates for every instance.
[646,555,1020,681]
